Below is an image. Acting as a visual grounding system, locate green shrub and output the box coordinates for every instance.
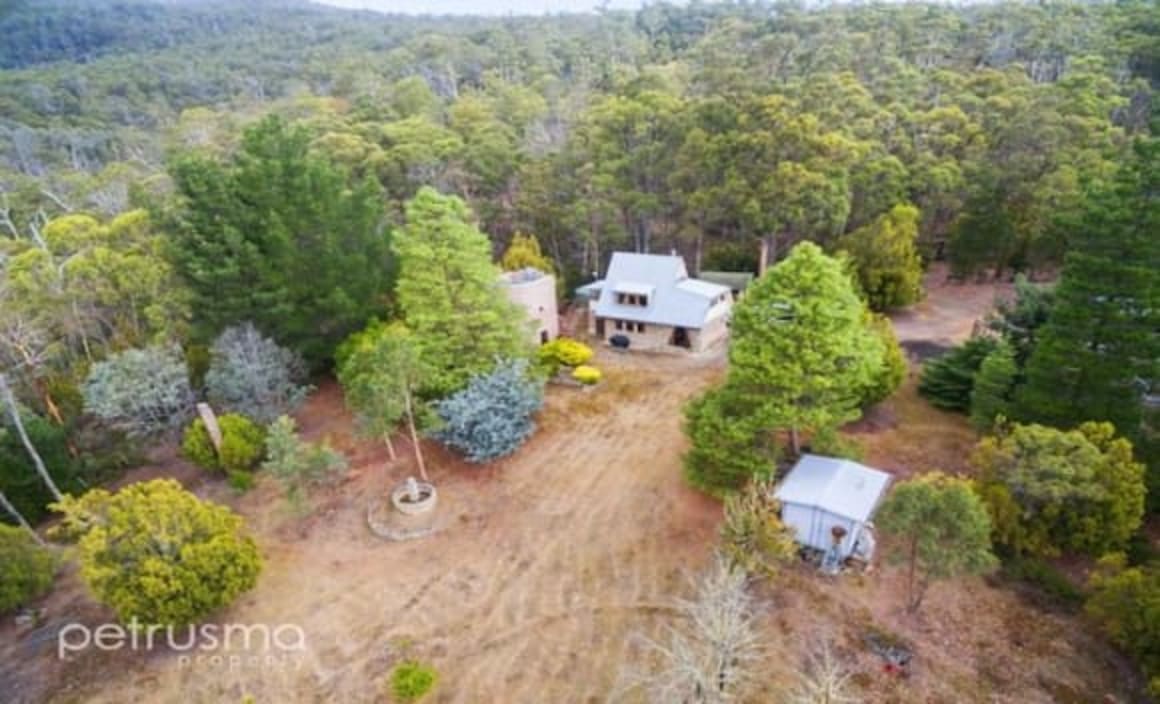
[807,426,864,461]
[185,344,212,392]
[434,359,544,463]
[683,385,778,496]
[860,312,907,406]
[182,414,267,474]
[539,338,593,370]
[1,411,81,524]
[227,470,255,493]
[571,365,601,385]
[720,480,797,579]
[1086,559,1159,696]
[262,415,348,511]
[0,525,57,613]
[82,345,195,438]
[390,660,437,702]
[974,422,1145,558]
[917,337,998,412]
[181,418,218,470]
[219,416,267,472]
[51,479,261,626]
[1001,556,1084,607]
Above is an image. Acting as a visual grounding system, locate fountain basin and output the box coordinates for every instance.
[390,478,437,515]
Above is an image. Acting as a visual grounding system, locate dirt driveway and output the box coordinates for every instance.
[891,266,1013,357]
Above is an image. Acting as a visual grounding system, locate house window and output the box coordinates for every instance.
[616,292,648,306]
[636,322,645,332]
[615,320,624,331]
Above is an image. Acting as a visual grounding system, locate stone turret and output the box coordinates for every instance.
[500,267,558,345]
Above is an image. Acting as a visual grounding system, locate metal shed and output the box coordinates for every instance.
[774,454,892,563]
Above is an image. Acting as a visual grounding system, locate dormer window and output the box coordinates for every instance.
[616,292,648,307]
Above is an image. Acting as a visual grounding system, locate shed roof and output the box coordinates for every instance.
[698,271,755,292]
[774,454,892,523]
[574,280,604,299]
[593,253,730,329]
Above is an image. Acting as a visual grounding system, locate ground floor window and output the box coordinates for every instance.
[612,320,645,333]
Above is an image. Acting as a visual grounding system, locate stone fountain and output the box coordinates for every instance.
[390,476,437,516]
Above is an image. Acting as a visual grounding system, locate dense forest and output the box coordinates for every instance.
[1,0,1156,277]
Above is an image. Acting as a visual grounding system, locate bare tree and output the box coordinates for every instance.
[0,314,65,424]
[784,641,861,704]
[622,553,764,703]
[0,485,44,546]
[0,372,63,502]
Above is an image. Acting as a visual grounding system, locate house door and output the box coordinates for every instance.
[670,327,690,349]
[596,318,606,337]
[540,330,549,344]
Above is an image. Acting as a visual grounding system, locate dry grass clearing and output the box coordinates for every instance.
[2,351,725,704]
[0,273,1146,703]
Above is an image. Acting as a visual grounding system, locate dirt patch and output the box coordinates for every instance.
[892,264,1013,350]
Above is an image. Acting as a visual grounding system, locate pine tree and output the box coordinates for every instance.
[395,187,530,396]
[969,341,1017,431]
[166,115,393,368]
[1014,139,1159,454]
[917,337,998,412]
[984,275,1055,370]
[727,242,882,454]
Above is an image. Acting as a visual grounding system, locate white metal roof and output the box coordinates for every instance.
[593,253,731,329]
[613,281,656,296]
[675,278,727,298]
[774,454,892,523]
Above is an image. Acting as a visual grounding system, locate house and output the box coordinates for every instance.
[501,267,558,345]
[579,253,733,353]
[773,454,892,563]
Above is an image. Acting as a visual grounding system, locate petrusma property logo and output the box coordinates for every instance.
[58,619,307,670]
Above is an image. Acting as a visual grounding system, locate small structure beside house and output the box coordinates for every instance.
[501,267,558,345]
[696,270,755,300]
[774,454,892,565]
[578,252,732,353]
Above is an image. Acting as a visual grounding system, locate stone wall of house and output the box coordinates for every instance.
[690,312,730,352]
[595,318,675,350]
